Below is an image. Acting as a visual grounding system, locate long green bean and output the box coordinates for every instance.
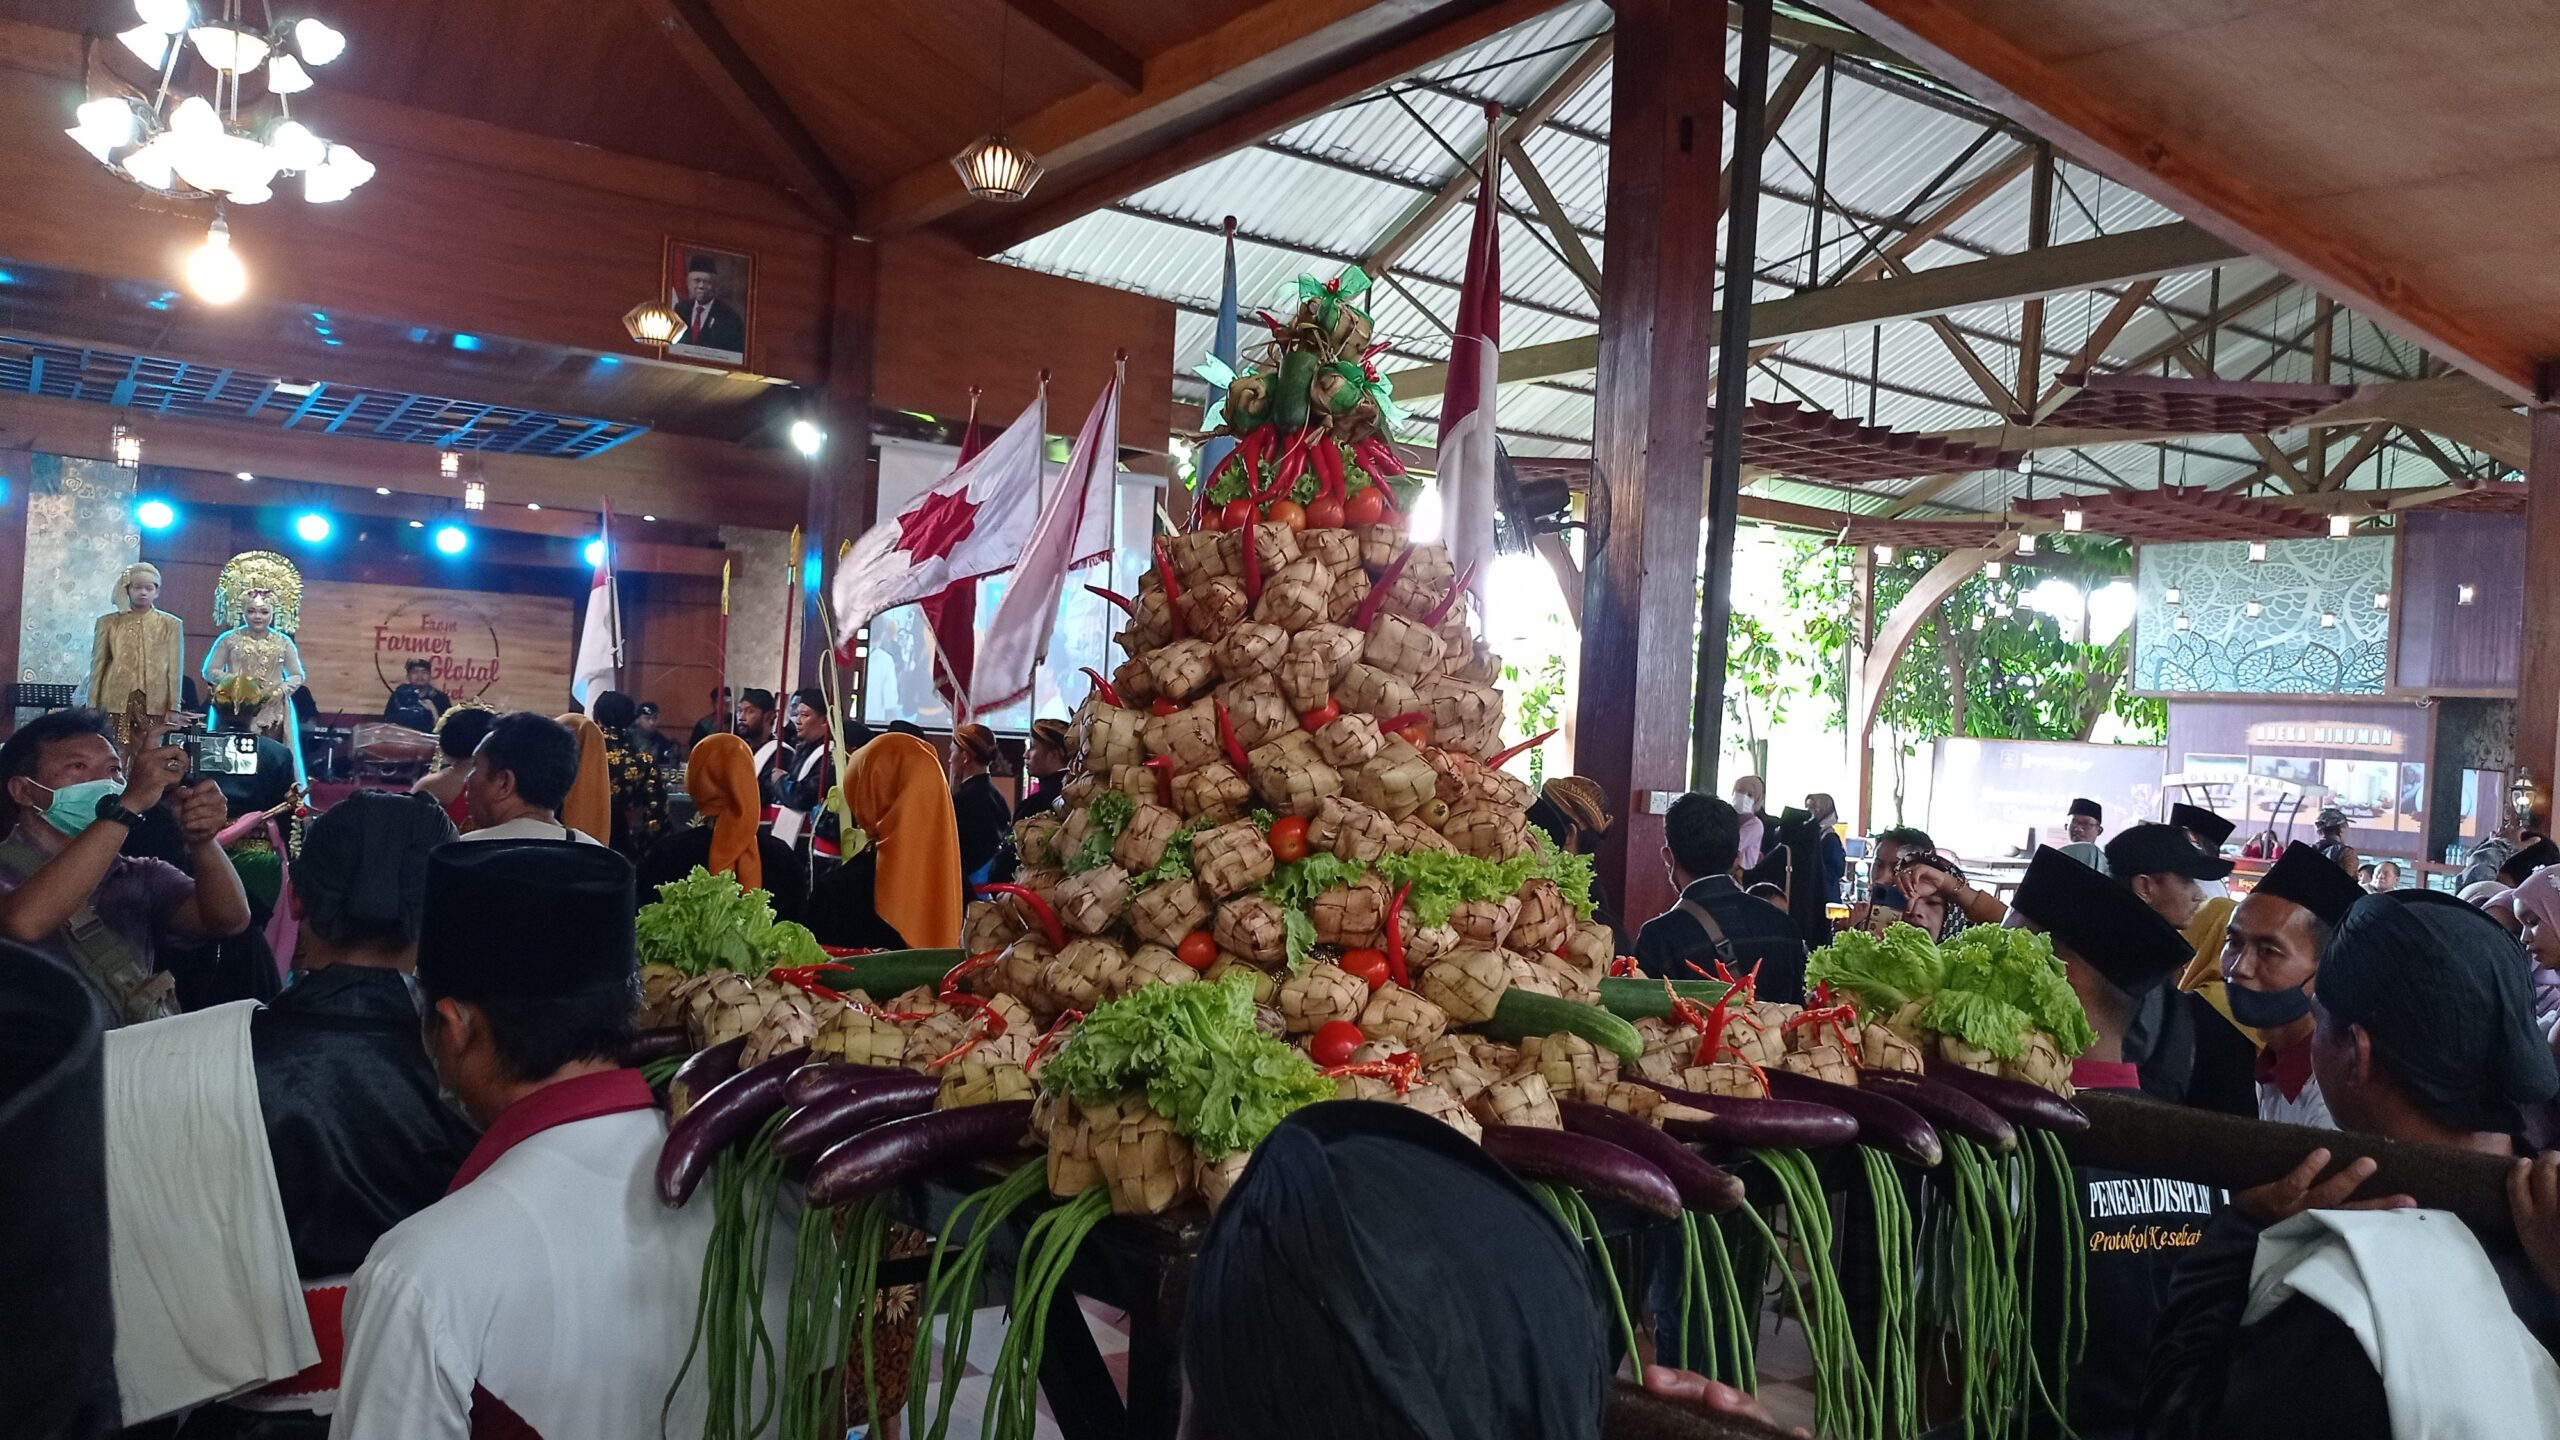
[908,1162,1048,1440]
[1746,1147,1876,1440]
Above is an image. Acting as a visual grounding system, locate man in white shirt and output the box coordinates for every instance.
[2221,841,2366,1128]
[455,712,601,845]
[332,841,779,1437]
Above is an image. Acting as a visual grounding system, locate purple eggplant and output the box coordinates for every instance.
[1860,1072,2019,1153]
[1631,1078,1860,1150]
[804,1101,1038,1208]
[1927,1061,2091,1135]
[655,1047,809,1206]
[1762,1069,1942,1168]
[771,1074,941,1157]
[667,1035,749,1119]
[784,1060,916,1109]
[624,1026,692,1064]
[1481,1125,1683,1219]
[1557,1101,1746,1213]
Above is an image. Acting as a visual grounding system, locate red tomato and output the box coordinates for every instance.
[1339,948,1390,989]
[1265,498,1308,532]
[1220,497,1258,530]
[1267,814,1311,863]
[1343,486,1386,526]
[1392,717,1433,747]
[1310,1019,1365,1068]
[1176,931,1219,971]
[1304,495,1346,530]
[1150,696,1182,716]
[1299,697,1341,731]
[1194,502,1224,531]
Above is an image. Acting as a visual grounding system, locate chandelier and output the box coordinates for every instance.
[64,0,373,206]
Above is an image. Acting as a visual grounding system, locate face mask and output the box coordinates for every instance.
[24,777,123,836]
[1731,795,1757,816]
[2225,981,2314,1028]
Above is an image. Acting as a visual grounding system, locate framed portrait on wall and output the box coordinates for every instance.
[662,239,754,368]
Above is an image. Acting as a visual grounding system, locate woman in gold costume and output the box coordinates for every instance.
[87,561,185,730]
[202,590,307,744]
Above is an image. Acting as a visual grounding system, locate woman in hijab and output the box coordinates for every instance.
[554,711,612,844]
[1016,718,1071,821]
[805,732,961,950]
[948,722,1012,885]
[1729,774,1767,869]
[640,734,806,922]
[1805,792,1848,903]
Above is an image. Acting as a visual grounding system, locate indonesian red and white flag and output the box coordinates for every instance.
[975,362,1121,709]
[829,386,1049,650]
[571,502,621,710]
[1434,105,1503,617]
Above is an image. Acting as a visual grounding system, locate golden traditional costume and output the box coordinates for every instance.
[87,562,185,733]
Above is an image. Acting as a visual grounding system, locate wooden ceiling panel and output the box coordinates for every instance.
[1832,0,2560,398]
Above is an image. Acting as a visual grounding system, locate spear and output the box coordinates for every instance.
[718,557,733,733]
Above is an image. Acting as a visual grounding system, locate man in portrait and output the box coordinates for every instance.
[671,254,746,359]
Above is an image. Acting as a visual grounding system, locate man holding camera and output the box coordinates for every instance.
[0,708,251,1024]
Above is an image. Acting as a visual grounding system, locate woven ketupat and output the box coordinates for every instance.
[1191,819,1275,896]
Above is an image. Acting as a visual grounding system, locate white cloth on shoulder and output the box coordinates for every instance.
[105,1000,315,1424]
[2246,1206,2560,1440]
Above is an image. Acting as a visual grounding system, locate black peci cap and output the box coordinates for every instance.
[2251,841,2366,927]
[2068,797,2103,822]
[2169,802,2236,848]
[2105,823,2235,882]
[2011,846,2193,996]
[417,840,637,1000]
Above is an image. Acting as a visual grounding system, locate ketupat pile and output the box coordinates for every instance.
[1805,920,2095,1093]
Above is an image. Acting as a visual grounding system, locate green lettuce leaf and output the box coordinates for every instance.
[1041,974,1334,1155]
[1936,926,2095,1056]
[1128,821,1200,890]
[1065,789,1138,874]
[1805,923,1946,1017]
[1917,988,2038,1061]
[636,866,809,977]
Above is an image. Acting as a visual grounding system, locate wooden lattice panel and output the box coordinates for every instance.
[1722,399,2021,484]
[2039,373,2357,433]
[2012,486,2327,543]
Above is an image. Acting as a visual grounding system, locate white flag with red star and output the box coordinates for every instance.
[830,387,1049,650]
[974,364,1120,709]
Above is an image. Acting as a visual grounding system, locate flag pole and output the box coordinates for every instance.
[718,558,733,732]
[779,524,803,704]
[601,499,621,692]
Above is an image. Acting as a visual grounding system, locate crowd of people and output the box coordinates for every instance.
[15,698,2560,1438]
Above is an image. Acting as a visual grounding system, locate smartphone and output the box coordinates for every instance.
[1867,884,1907,932]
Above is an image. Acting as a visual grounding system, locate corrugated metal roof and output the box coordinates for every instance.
[997,2,2500,505]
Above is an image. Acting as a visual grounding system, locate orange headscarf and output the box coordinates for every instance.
[555,712,611,842]
[844,732,962,949]
[687,732,762,891]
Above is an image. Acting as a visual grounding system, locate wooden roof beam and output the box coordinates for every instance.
[1820,0,2539,399]
[1363,30,1615,277]
[633,0,860,230]
[993,0,1145,94]
[1388,218,2237,398]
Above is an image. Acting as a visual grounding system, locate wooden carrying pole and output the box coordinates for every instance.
[2064,1089,2517,1243]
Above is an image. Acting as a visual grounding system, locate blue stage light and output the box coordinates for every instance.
[134,498,177,530]
[293,511,333,543]
[432,524,469,555]
[584,538,607,568]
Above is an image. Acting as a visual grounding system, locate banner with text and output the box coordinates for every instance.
[298,580,575,716]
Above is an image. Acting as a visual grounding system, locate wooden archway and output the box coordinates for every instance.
[1848,545,2000,831]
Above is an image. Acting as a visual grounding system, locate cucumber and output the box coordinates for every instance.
[821,948,967,998]
[1271,350,1317,432]
[1597,976,1736,1020]
[1484,988,1645,1063]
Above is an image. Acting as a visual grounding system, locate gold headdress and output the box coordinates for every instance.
[214,550,305,631]
[112,561,162,609]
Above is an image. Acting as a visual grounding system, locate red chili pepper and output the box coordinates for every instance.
[1238,424,1275,476]
[1239,514,1264,605]
[1257,430,1313,503]
[765,961,864,1001]
[1378,710,1429,735]
[1607,955,1637,977]
[1383,881,1415,988]
[1026,1008,1086,1070]
[1422,562,1476,627]
[1084,584,1137,617]
[926,992,1009,1068]
[1213,699,1250,770]
[938,950,1002,1002]
[1713,958,1764,1005]
[1320,1048,1421,1094]
[1353,434,1407,478]
[1481,728,1557,771]
[1308,434,1347,500]
[973,882,1065,951]
[1153,537,1188,641]
[1145,754,1179,808]
[1078,666,1124,710]
[1353,547,1415,631]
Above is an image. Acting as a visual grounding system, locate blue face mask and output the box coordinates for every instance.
[24,777,125,836]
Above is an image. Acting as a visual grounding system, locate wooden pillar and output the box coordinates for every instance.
[1577,0,1721,930]
[2517,408,2560,833]
[803,236,878,689]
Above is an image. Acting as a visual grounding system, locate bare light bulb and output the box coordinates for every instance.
[185,217,247,303]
